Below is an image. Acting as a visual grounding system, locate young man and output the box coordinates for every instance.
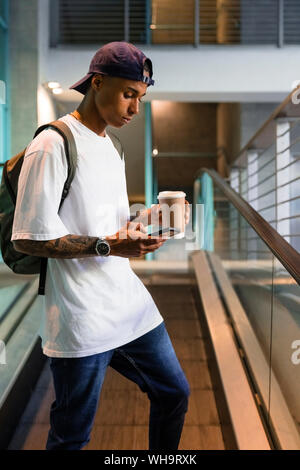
[11,42,190,450]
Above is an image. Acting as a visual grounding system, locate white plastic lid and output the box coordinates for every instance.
[157,191,186,199]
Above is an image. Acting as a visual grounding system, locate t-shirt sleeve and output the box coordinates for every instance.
[11,128,70,241]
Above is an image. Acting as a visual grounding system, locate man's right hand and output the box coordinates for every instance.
[106,221,167,258]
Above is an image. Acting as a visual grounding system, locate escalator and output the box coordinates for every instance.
[0,169,300,450]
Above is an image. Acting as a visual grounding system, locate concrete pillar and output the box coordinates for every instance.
[217,103,240,175]
[10,0,39,155]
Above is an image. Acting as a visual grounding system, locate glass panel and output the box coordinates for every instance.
[270,259,300,448]
[213,183,274,435]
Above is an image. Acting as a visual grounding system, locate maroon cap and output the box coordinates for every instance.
[69,41,154,95]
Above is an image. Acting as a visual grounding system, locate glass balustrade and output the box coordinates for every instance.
[203,176,300,448]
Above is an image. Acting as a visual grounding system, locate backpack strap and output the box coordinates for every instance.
[33,120,78,295]
[34,120,78,209]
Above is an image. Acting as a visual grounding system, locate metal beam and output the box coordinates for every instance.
[277,0,284,48]
[144,102,154,260]
[145,0,152,44]
[124,0,130,42]
[49,0,60,48]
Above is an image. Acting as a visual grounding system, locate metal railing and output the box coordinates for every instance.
[50,0,300,47]
[194,167,300,284]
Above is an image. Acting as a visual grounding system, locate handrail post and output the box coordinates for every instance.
[194,0,199,48]
[276,118,291,243]
[145,102,153,260]
[247,151,259,259]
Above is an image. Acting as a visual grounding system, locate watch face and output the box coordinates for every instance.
[97,241,110,256]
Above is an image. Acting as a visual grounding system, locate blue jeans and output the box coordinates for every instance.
[46,321,190,450]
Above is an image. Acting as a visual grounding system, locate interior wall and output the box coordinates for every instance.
[152,102,217,153]
[152,102,217,191]
[217,103,241,175]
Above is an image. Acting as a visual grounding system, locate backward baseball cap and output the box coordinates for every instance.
[69,41,154,95]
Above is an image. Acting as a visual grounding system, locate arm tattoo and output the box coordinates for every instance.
[14,234,99,259]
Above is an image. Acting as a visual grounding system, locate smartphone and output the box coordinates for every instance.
[148,227,180,237]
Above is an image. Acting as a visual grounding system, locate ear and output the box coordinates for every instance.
[91,74,103,90]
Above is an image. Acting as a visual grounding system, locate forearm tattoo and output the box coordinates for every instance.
[14,235,99,259]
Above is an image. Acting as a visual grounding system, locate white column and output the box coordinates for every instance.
[247,150,259,258]
[247,150,259,210]
[230,168,239,192]
[276,119,291,243]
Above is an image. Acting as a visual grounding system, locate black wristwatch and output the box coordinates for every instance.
[95,237,111,257]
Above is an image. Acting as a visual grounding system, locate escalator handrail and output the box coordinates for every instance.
[195,168,300,285]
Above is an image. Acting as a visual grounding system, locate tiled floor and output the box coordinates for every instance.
[8,280,225,451]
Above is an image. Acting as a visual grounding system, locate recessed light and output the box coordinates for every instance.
[52,87,63,95]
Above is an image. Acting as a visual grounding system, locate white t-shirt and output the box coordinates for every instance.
[11,114,163,357]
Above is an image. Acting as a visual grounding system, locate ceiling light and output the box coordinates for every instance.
[47,81,60,89]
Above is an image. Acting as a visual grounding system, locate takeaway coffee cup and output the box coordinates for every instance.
[157,191,186,239]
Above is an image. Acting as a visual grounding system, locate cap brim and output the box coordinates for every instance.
[69,73,94,95]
